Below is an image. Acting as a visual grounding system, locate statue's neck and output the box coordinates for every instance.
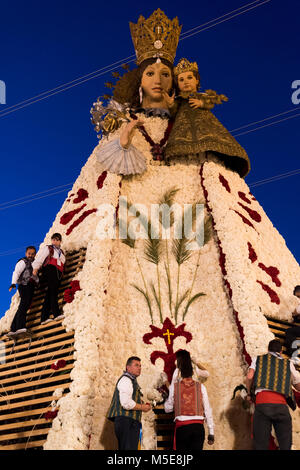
[141,97,168,109]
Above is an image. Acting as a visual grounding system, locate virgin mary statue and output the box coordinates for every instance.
[3,9,299,451]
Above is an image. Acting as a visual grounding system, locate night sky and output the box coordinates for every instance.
[0,0,299,318]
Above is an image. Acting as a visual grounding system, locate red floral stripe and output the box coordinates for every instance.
[200,164,251,366]
[66,209,97,235]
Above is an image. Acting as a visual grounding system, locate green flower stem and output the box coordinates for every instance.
[187,249,201,304]
[157,264,162,321]
[165,240,173,317]
[175,264,180,324]
[136,255,150,299]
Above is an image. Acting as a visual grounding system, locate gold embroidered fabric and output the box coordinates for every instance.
[165,98,250,177]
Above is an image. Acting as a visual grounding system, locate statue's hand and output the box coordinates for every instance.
[120,119,144,149]
[162,90,175,109]
[189,97,205,109]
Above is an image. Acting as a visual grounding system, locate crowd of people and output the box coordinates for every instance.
[108,337,300,451]
[106,280,300,451]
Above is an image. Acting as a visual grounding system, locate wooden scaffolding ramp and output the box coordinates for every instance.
[265,315,300,358]
[0,248,86,450]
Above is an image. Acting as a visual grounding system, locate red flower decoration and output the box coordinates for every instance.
[143,318,192,383]
[44,410,58,420]
[248,242,258,263]
[258,263,281,287]
[97,171,107,189]
[73,188,89,203]
[238,191,252,205]
[64,280,81,303]
[66,209,97,235]
[60,204,87,225]
[237,202,261,223]
[219,173,231,193]
[200,164,251,366]
[51,359,67,371]
[256,280,280,304]
[233,210,257,231]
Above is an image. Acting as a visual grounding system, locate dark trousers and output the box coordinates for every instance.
[176,423,205,450]
[11,283,35,332]
[41,265,62,321]
[285,326,300,356]
[114,416,141,450]
[253,404,292,450]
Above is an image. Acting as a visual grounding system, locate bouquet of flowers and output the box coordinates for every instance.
[90,99,130,138]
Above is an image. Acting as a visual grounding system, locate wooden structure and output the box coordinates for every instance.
[0,248,86,450]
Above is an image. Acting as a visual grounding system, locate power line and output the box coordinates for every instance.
[248,169,300,188]
[0,55,135,117]
[0,0,271,119]
[180,0,271,41]
[0,187,72,211]
[0,60,137,119]
[180,0,266,37]
[0,183,73,208]
[232,112,300,137]
[230,105,300,133]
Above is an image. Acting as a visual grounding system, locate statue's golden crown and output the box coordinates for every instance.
[174,58,198,77]
[130,9,182,65]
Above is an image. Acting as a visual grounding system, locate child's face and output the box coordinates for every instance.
[52,238,61,248]
[177,71,199,93]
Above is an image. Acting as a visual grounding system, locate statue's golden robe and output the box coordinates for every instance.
[165,96,250,178]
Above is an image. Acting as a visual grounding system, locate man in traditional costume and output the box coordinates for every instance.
[246,339,300,450]
[8,246,39,336]
[32,233,65,325]
[107,356,151,450]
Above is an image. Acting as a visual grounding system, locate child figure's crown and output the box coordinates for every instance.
[174,58,198,76]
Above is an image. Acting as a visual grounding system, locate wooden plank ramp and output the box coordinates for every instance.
[154,404,174,450]
[0,248,86,450]
[265,315,300,359]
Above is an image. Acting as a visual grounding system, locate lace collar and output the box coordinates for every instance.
[133,107,171,119]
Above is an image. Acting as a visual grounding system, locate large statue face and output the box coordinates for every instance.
[141,62,172,107]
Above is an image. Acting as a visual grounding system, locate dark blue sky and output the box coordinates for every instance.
[0,0,299,318]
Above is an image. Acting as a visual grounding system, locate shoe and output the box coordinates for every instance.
[15,328,27,334]
[41,318,53,325]
[55,315,65,321]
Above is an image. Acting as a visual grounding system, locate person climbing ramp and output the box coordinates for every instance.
[32,233,65,325]
[8,246,39,336]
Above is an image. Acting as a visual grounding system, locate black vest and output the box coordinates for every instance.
[17,257,33,286]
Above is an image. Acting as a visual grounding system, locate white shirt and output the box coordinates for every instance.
[12,260,27,285]
[32,245,65,271]
[12,259,38,285]
[164,370,214,435]
[249,352,300,394]
[117,376,137,410]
